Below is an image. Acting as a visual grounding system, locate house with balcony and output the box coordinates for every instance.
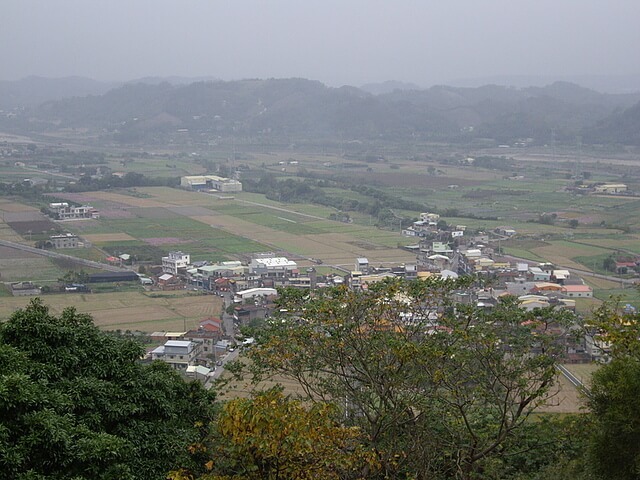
[162,251,191,275]
[151,340,200,370]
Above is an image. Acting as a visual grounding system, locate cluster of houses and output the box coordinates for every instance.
[410,218,595,311]
[148,317,258,383]
[148,317,236,382]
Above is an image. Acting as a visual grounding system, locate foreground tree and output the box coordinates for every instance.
[0,299,215,480]
[170,389,377,480]
[242,278,575,479]
[585,301,640,479]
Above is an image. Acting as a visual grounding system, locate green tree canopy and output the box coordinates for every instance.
[585,301,640,479]
[0,299,215,480]
[240,278,576,479]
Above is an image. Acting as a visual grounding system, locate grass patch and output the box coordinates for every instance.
[593,287,640,308]
[573,253,619,275]
[0,257,68,282]
[503,247,545,262]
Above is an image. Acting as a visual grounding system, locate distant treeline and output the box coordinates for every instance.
[68,172,180,192]
[242,173,498,227]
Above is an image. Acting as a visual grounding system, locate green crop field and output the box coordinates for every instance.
[2,141,640,318]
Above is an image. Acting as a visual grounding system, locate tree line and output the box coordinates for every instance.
[2,280,640,479]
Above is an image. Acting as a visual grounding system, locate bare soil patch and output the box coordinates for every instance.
[99,208,136,219]
[0,202,38,213]
[89,191,168,208]
[83,233,137,242]
[2,211,48,222]
[127,207,180,219]
[0,245,39,259]
[46,192,102,203]
[7,219,60,235]
[538,374,585,414]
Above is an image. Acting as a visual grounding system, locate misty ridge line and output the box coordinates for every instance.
[1,76,640,146]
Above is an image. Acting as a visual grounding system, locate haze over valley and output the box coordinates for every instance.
[3,2,640,479]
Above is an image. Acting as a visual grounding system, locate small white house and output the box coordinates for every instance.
[234,287,278,303]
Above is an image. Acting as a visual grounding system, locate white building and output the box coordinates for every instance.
[151,340,200,370]
[420,212,440,222]
[180,175,243,192]
[234,287,278,303]
[249,255,297,277]
[162,251,191,275]
[356,257,369,274]
[49,203,99,220]
[594,183,627,194]
[529,267,551,281]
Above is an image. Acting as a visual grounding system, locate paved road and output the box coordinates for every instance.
[0,239,130,273]
[208,348,241,384]
[235,198,327,221]
[18,164,77,180]
[557,364,588,393]
[502,254,636,286]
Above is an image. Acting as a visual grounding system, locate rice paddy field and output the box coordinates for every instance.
[0,290,223,332]
[3,143,640,333]
[34,187,417,268]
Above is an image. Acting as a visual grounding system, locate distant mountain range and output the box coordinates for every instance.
[359,80,422,95]
[0,76,118,108]
[448,74,640,94]
[2,76,640,146]
[0,76,222,109]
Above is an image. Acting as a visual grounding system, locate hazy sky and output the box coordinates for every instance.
[2,0,640,86]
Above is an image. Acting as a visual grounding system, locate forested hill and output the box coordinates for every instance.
[5,77,640,145]
[584,100,640,146]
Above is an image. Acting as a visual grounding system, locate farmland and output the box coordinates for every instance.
[3,140,640,329]
[0,290,222,332]
[33,186,417,268]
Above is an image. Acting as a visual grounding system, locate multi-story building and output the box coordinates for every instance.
[162,251,191,275]
[49,233,79,249]
[151,340,200,370]
[49,202,99,220]
[248,254,297,278]
[184,320,224,357]
[355,257,370,274]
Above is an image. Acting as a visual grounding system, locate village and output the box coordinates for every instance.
[7,201,634,386]
[1,164,639,393]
